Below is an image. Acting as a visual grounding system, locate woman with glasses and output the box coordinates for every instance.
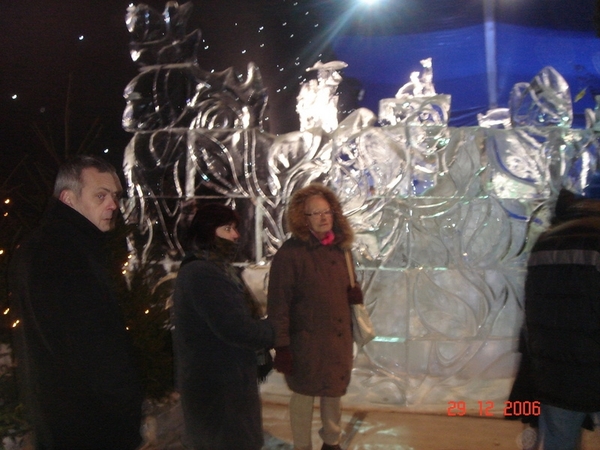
[267,183,363,450]
[172,203,275,450]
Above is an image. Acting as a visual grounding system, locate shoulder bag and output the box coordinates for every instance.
[345,250,375,347]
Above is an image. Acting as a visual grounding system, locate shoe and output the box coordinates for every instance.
[321,444,342,450]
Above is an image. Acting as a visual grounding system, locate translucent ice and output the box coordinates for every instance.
[380,59,450,127]
[509,66,573,128]
[122,5,600,413]
[297,60,348,133]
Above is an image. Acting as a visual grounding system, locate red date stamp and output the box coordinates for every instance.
[447,400,540,417]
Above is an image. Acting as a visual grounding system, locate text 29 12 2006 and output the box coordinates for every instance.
[447,401,540,417]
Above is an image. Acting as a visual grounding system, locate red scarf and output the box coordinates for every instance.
[319,230,335,245]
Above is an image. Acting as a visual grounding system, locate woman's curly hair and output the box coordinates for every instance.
[286,183,354,249]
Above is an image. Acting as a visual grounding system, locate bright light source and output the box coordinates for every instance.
[359,0,379,4]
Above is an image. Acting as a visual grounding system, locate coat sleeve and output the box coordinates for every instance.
[182,262,274,350]
[266,245,296,348]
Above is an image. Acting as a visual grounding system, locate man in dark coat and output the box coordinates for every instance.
[524,189,600,449]
[268,184,363,450]
[9,156,144,449]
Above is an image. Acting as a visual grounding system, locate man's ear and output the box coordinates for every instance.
[59,190,74,207]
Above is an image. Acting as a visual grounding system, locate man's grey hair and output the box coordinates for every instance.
[53,155,118,198]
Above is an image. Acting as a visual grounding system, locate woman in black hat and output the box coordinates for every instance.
[171,203,275,450]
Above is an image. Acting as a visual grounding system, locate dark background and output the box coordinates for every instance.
[1,0,599,182]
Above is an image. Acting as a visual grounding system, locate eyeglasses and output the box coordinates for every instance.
[304,210,333,218]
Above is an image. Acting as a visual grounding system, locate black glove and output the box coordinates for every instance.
[257,348,273,383]
[347,285,363,305]
[273,347,293,375]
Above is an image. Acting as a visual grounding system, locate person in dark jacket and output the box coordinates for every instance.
[9,156,144,449]
[522,188,600,449]
[267,183,363,450]
[171,203,275,450]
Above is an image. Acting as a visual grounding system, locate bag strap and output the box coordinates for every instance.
[344,250,355,288]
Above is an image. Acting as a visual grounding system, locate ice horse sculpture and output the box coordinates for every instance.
[121,2,600,412]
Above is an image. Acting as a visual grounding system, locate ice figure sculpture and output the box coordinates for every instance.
[121,3,600,413]
[297,60,348,133]
[379,58,451,127]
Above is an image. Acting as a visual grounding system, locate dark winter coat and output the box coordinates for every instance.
[524,215,600,412]
[9,199,143,449]
[267,184,355,397]
[171,241,275,450]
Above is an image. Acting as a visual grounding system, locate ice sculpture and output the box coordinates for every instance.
[477,108,511,129]
[509,66,573,128]
[121,2,600,413]
[379,58,451,127]
[297,60,348,133]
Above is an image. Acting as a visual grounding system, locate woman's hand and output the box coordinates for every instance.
[273,347,293,375]
[347,285,363,305]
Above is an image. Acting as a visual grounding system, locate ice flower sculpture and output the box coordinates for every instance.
[121,2,600,413]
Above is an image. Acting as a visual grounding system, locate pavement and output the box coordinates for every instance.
[14,392,600,449]
[142,392,600,450]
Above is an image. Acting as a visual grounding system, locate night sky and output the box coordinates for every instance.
[1,0,599,183]
[1,0,333,179]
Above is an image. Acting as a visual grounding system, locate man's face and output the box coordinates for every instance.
[60,168,122,232]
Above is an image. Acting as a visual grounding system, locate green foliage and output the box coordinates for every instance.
[0,148,57,442]
[0,352,30,442]
[108,222,175,400]
[120,267,175,400]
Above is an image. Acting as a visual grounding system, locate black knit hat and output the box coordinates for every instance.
[186,203,240,250]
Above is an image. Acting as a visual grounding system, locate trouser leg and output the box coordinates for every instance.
[318,396,342,446]
[290,392,315,450]
[538,403,585,450]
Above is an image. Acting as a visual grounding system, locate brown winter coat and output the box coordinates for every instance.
[267,184,355,397]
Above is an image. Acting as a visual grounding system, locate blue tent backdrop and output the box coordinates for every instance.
[320,0,600,127]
